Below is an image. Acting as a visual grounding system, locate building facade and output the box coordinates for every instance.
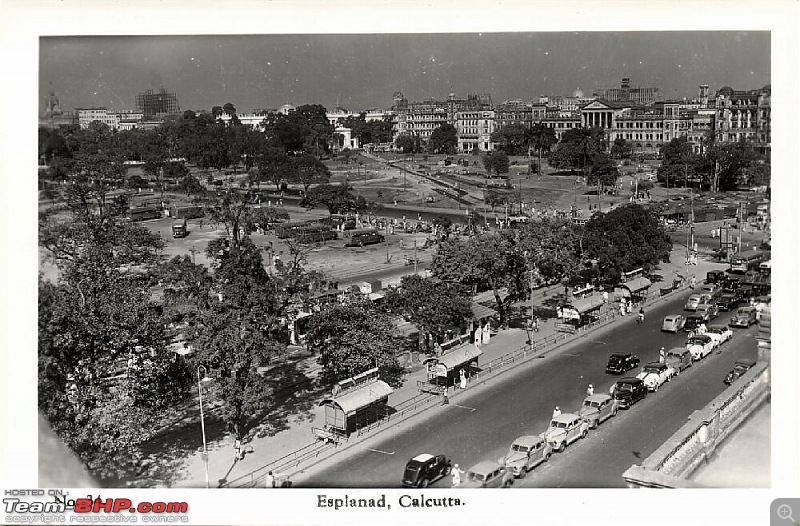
[593,77,661,105]
[135,88,180,118]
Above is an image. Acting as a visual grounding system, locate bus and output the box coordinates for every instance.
[275,220,316,239]
[759,259,771,274]
[172,218,188,238]
[294,225,337,244]
[127,206,161,221]
[729,250,769,274]
[345,228,385,247]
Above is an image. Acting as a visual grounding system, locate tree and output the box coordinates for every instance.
[395,134,421,154]
[300,183,368,214]
[482,151,510,178]
[429,124,458,154]
[586,152,619,192]
[431,231,526,326]
[528,123,557,177]
[484,189,510,212]
[192,238,287,442]
[303,299,406,387]
[550,127,605,175]
[38,182,191,481]
[289,155,332,193]
[516,218,583,287]
[490,124,528,155]
[658,137,696,188]
[223,102,237,115]
[385,275,472,345]
[582,204,672,283]
[211,106,223,119]
[610,138,633,160]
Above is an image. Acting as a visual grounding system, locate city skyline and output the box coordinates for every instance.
[39,32,770,115]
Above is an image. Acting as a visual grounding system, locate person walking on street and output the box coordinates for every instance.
[552,406,561,418]
[441,385,450,405]
[264,471,275,488]
[451,464,462,487]
[659,347,666,363]
[586,384,594,397]
[459,369,467,390]
[532,316,539,333]
[234,438,242,462]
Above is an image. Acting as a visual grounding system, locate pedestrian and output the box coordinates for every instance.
[234,438,242,462]
[474,325,483,347]
[459,369,467,390]
[698,323,707,335]
[690,276,697,289]
[482,322,491,345]
[619,302,626,317]
[602,290,609,304]
[659,347,666,363]
[451,464,462,487]
[532,316,539,333]
[552,406,561,418]
[264,470,275,489]
[586,384,594,397]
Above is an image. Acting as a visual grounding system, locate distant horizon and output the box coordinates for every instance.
[40,32,770,116]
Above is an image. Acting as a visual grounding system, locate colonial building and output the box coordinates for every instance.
[593,77,661,105]
[714,85,771,153]
[135,88,180,118]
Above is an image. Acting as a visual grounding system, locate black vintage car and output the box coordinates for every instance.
[605,353,640,375]
[706,270,727,284]
[724,358,757,385]
[611,377,647,409]
[402,453,452,488]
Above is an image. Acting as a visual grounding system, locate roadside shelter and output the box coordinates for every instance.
[317,368,393,436]
[421,344,482,391]
[614,277,652,302]
[559,294,604,323]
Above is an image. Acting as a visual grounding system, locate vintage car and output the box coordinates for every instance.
[695,303,719,322]
[700,283,722,300]
[636,361,675,392]
[577,394,618,429]
[402,453,452,488]
[706,325,733,346]
[724,358,757,385]
[706,270,727,284]
[684,293,712,312]
[540,413,589,452]
[661,314,686,333]
[716,291,740,312]
[501,435,552,478]
[611,377,647,409]
[664,347,693,374]
[730,306,758,328]
[686,334,715,360]
[605,353,640,374]
[459,460,514,488]
[683,314,705,333]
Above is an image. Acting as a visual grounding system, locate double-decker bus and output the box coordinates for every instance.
[294,225,337,244]
[729,250,769,274]
[345,228,385,247]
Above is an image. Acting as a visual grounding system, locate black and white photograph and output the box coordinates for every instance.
[2,2,798,525]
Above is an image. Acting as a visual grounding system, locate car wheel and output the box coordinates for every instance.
[503,479,513,488]
[556,441,565,452]
[545,452,552,461]
[674,368,680,377]
[612,407,618,416]
[518,468,527,479]
[420,479,429,488]
[444,465,452,476]
[581,429,588,439]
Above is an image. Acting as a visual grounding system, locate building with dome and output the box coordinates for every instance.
[278,103,296,115]
[714,85,771,152]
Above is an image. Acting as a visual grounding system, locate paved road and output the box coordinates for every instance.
[302,292,758,488]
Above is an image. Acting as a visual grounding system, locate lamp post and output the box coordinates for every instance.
[197,365,210,489]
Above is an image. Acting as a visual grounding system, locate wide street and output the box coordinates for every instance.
[302,291,759,488]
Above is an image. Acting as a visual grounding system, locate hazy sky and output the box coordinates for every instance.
[40,32,770,114]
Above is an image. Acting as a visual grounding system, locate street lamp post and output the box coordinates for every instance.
[197,365,210,489]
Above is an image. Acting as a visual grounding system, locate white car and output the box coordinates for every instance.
[540,413,589,452]
[705,325,733,347]
[686,334,715,360]
[636,362,675,392]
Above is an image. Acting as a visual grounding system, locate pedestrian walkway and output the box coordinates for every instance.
[170,245,726,488]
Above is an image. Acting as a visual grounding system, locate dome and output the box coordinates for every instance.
[718,86,734,97]
[573,88,584,98]
[278,103,295,115]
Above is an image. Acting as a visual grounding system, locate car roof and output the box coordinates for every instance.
[707,325,728,331]
[666,347,689,355]
[689,334,712,342]
[734,358,757,366]
[584,394,612,403]
[738,306,756,312]
[411,453,434,463]
[609,353,632,358]
[468,460,503,473]
[643,361,666,368]
[664,315,680,320]
[551,413,579,423]
[511,435,545,447]
[617,377,643,385]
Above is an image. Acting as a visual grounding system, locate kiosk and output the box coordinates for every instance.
[556,294,605,333]
[314,368,393,440]
[420,343,482,393]
[614,277,652,302]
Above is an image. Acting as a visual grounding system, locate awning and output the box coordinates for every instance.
[319,380,393,416]
[471,302,497,320]
[563,294,604,315]
[425,344,483,371]
[620,277,652,293]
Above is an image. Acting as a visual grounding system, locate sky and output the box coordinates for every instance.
[39,32,770,115]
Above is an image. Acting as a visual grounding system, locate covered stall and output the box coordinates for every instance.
[315,368,393,439]
[614,277,652,302]
[419,344,482,393]
[556,294,604,333]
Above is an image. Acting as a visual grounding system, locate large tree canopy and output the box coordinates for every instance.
[300,183,368,214]
[429,124,458,154]
[385,275,473,342]
[582,204,672,283]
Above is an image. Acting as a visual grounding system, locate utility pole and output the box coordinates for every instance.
[737,201,743,254]
[414,239,418,275]
[385,220,391,263]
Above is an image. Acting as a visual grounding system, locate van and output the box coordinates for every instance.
[730,306,757,328]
